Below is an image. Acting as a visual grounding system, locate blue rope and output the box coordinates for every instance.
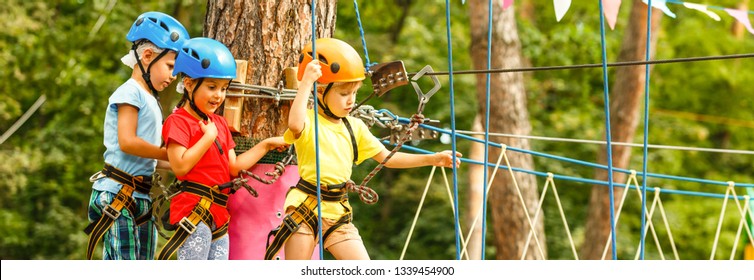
[388,116,754,188]
[480,0,493,260]
[640,0,655,260]
[444,0,462,260]
[598,0,618,260]
[392,143,754,201]
[352,0,373,71]
[309,0,324,260]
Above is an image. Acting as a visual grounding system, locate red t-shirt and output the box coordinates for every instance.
[162,108,236,228]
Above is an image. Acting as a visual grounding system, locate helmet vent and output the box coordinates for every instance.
[201,58,211,69]
[159,21,169,32]
[135,18,144,26]
[306,52,328,64]
[330,62,340,73]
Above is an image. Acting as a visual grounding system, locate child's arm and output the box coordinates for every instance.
[117,104,168,161]
[166,119,218,177]
[228,136,290,176]
[373,149,462,169]
[288,59,322,139]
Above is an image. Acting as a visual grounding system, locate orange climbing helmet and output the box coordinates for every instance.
[297,38,365,84]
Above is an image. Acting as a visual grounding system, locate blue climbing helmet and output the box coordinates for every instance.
[126,11,189,51]
[173,37,237,79]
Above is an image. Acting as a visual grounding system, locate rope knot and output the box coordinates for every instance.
[346,180,379,204]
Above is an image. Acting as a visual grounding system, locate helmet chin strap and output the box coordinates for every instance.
[132,42,169,114]
[317,83,342,119]
[186,78,209,121]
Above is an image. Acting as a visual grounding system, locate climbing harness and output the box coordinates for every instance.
[155,179,254,260]
[263,179,353,260]
[83,164,156,260]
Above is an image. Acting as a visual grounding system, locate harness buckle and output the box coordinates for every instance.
[178,217,197,234]
[103,204,121,220]
[282,215,300,233]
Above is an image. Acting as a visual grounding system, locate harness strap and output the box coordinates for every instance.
[84,164,154,260]
[264,180,353,260]
[101,163,152,193]
[156,197,227,260]
[264,195,320,260]
[296,179,348,202]
[180,181,229,207]
[342,117,358,163]
[156,181,230,260]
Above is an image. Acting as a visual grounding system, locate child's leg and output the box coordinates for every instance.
[177,221,213,260]
[134,197,157,260]
[323,222,370,260]
[327,240,370,260]
[208,234,230,260]
[285,231,317,259]
[89,190,139,260]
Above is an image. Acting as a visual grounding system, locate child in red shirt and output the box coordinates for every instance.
[158,37,288,260]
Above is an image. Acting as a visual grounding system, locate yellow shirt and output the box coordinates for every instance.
[283,109,384,219]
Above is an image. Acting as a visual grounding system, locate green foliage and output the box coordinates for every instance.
[1,0,752,260]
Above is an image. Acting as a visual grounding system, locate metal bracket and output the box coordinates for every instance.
[410,65,441,113]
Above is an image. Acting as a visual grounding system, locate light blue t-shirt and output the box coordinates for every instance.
[92,78,162,200]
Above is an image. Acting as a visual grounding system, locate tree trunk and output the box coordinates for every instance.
[465,115,484,260]
[468,1,544,260]
[204,0,337,139]
[580,0,662,260]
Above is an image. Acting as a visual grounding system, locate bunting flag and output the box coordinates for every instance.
[725,8,754,35]
[683,2,721,21]
[643,0,677,18]
[554,0,572,22]
[503,0,513,10]
[602,0,622,30]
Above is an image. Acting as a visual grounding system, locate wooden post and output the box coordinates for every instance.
[224,60,248,133]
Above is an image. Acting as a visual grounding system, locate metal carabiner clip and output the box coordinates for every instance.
[410,65,441,113]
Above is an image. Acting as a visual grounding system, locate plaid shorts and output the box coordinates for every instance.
[88,189,157,260]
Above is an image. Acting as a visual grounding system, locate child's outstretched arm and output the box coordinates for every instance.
[288,59,322,139]
[373,149,462,169]
[229,136,290,176]
[166,119,218,177]
[117,104,169,161]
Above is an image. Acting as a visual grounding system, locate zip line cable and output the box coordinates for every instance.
[407,53,754,76]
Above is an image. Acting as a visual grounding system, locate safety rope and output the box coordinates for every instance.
[521,173,579,260]
[459,149,505,259]
[598,0,618,260]
[443,0,462,260]
[400,166,437,260]
[439,167,471,260]
[479,0,494,260]
[600,171,639,260]
[245,146,295,185]
[352,0,372,71]
[710,182,754,259]
[352,113,425,204]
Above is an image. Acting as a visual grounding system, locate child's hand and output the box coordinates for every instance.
[265,136,290,152]
[301,59,323,84]
[434,150,462,168]
[199,119,218,140]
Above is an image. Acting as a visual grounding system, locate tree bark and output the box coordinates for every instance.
[468,1,544,260]
[204,0,337,139]
[580,0,662,260]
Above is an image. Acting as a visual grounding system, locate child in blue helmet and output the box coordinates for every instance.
[85,11,189,260]
[158,37,288,260]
